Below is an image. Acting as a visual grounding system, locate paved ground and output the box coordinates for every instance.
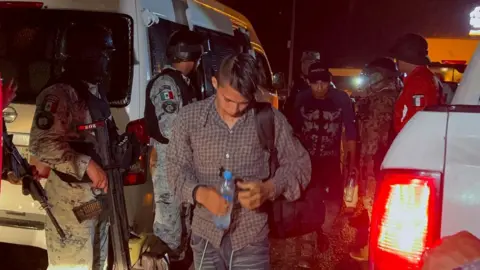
[0,209,367,270]
[271,208,368,270]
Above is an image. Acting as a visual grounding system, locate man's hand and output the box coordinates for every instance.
[86,160,108,193]
[237,180,275,210]
[195,186,229,216]
[422,231,480,270]
[30,166,41,181]
[30,157,51,179]
[6,171,22,185]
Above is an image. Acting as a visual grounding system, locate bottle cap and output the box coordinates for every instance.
[223,170,233,181]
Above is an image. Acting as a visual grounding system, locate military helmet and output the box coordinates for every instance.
[166,29,204,63]
[359,57,402,88]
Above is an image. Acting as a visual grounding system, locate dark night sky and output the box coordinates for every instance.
[220,0,480,74]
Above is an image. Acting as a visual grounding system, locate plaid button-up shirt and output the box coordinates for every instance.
[166,96,311,251]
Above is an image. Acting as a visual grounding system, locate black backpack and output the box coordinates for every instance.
[254,102,326,239]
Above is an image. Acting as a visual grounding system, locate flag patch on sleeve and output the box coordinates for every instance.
[42,95,60,113]
[160,90,174,101]
[412,95,425,107]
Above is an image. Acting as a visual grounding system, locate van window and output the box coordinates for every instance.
[194,27,242,98]
[147,18,189,74]
[255,52,273,90]
[429,63,465,84]
[196,26,240,73]
[0,9,133,107]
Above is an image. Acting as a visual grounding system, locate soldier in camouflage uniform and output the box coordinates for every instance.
[143,29,203,263]
[29,24,115,269]
[350,57,402,261]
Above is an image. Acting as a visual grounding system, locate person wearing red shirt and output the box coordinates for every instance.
[389,33,442,133]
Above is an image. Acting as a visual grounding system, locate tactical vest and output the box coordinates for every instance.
[144,68,196,144]
[44,74,116,183]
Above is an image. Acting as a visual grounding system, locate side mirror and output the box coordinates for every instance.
[272,72,286,90]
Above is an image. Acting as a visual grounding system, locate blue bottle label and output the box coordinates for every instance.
[223,194,233,202]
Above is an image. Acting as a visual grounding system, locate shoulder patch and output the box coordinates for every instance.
[412,94,425,107]
[35,111,54,130]
[160,84,172,90]
[41,95,60,113]
[162,100,178,114]
[160,89,175,101]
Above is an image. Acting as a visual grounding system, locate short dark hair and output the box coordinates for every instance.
[216,53,259,102]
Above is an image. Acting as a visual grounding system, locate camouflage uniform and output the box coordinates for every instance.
[356,71,401,215]
[150,66,192,258]
[29,83,108,270]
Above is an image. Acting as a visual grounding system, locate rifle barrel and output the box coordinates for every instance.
[45,208,67,240]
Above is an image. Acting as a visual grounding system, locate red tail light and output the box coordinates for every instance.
[369,170,442,269]
[0,2,44,8]
[126,118,149,145]
[124,119,149,186]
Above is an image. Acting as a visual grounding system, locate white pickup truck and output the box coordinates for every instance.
[368,45,480,269]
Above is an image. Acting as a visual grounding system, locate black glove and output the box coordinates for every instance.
[116,132,144,170]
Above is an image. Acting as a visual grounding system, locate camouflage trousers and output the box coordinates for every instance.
[45,172,108,270]
[152,143,192,259]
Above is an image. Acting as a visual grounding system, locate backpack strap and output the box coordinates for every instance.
[254,102,279,179]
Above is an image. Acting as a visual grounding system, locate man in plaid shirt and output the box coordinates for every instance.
[166,53,311,269]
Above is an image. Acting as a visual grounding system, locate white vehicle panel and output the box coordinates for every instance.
[0,225,46,248]
[451,42,480,106]
[0,0,273,251]
[3,0,120,11]
[5,105,36,134]
[186,0,233,35]
[441,111,480,238]
[382,111,447,172]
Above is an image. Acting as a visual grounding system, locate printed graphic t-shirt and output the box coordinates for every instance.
[294,92,344,160]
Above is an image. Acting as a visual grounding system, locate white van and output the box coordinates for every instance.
[0,0,279,260]
[368,43,480,269]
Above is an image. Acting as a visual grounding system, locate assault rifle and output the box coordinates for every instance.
[75,118,142,270]
[2,121,66,240]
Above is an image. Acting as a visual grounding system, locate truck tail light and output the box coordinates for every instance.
[124,119,149,186]
[369,170,442,269]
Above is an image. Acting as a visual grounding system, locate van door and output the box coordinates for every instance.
[0,7,133,249]
[441,106,480,239]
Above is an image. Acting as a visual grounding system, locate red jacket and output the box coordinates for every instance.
[394,66,441,133]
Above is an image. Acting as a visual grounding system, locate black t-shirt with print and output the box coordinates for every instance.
[294,93,343,160]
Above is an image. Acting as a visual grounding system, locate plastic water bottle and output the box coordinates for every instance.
[213,170,235,230]
[344,170,358,203]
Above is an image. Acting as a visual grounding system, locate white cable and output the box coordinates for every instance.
[198,240,209,270]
